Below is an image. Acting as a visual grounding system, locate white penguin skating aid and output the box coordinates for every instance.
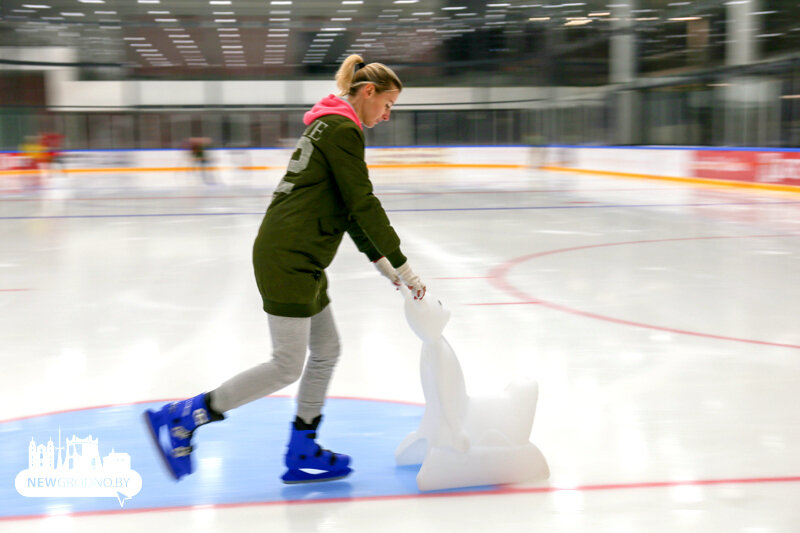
[395,287,550,491]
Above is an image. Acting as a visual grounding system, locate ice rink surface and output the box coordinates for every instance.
[1,165,800,532]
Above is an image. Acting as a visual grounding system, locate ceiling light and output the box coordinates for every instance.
[95,10,116,13]
[442,6,467,10]
[155,18,178,22]
[169,34,191,38]
[137,0,160,3]
[209,1,231,3]
[78,0,104,3]
[564,18,591,26]
[124,36,146,40]
[222,45,242,48]
[394,0,419,3]
[217,27,238,31]
[270,0,292,3]
[22,4,51,8]
[213,11,234,14]
[331,18,351,21]
[60,12,85,16]
[148,10,170,14]
[215,18,237,22]
[342,1,363,4]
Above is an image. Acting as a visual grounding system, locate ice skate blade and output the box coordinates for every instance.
[281,468,353,485]
[142,409,190,481]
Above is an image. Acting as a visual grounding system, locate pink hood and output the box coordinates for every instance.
[303,94,362,130]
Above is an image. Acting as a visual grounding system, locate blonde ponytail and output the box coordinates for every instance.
[335,54,403,97]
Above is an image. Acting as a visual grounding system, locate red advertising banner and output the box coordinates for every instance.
[691,150,800,187]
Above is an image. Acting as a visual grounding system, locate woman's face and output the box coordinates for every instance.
[358,84,399,128]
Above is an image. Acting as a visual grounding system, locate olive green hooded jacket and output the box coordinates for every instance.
[253,95,407,317]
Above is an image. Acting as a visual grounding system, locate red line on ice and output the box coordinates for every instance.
[2,474,800,522]
[488,234,800,350]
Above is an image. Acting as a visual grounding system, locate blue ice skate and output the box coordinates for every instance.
[281,415,352,484]
[143,393,222,480]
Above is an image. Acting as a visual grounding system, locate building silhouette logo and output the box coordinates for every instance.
[15,429,143,507]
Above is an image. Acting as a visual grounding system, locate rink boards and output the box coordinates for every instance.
[1,145,800,193]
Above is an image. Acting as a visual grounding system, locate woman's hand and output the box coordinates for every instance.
[396,262,426,300]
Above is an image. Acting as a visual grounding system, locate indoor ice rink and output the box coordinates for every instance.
[2,1,800,532]
[2,162,799,532]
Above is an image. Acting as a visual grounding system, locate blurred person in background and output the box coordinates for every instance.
[18,135,45,191]
[39,132,64,179]
[145,54,427,485]
[191,136,213,184]
[186,136,214,185]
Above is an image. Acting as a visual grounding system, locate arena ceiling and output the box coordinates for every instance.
[0,1,798,81]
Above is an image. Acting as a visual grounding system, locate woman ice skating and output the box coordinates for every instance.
[144,54,426,484]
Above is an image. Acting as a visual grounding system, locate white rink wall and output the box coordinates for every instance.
[3,145,800,193]
[542,145,800,191]
[47,145,532,170]
[542,146,689,178]
[0,146,534,192]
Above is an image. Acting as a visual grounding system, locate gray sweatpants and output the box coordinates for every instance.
[209,306,341,423]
